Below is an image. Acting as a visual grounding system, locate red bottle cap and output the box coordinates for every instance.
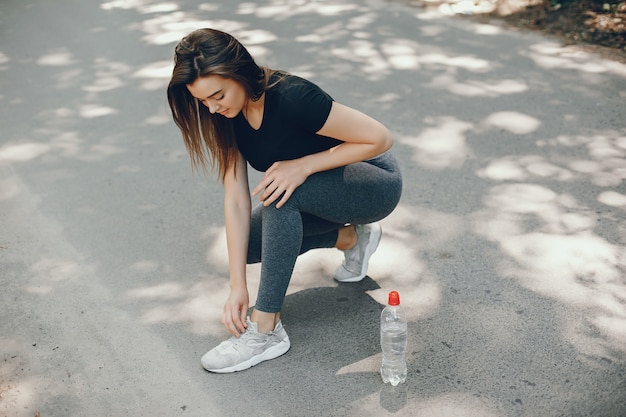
[388,290,400,306]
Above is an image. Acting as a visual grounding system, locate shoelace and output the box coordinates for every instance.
[234,326,269,343]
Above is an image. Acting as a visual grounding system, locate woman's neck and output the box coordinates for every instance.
[243,93,265,130]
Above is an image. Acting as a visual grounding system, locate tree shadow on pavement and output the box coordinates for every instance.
[1,0,626,416]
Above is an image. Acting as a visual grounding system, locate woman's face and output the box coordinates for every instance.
[186,75,248,118]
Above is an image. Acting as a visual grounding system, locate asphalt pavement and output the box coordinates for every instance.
[1,0,626,416]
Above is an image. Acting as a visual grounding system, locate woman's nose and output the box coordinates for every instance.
[204,100,219,114]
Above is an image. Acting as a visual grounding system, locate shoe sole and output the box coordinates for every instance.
[335,223,382,283]
[203,338,291,373]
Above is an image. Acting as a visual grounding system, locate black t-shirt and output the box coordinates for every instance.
[233,74,342,172]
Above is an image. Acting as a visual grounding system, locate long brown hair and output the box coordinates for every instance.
[167,28,280,180]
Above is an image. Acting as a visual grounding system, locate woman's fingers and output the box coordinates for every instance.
[252,160,306,207]
[222,312,239,337]
[275,188,293,208]
[262,182,286,206]
[251,164,277,196]
[222,304,248,337]
[239,308,248,332]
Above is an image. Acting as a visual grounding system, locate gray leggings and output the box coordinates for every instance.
[247,151,402,313]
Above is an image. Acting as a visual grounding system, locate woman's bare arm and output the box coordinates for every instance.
[222,151,252,336]
[253,102,392,207]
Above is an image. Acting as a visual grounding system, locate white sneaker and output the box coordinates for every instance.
[201,318,290,373]
[334,223,382,283]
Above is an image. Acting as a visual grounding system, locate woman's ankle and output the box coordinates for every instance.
[250,309,280,334]
[335,225,357,251]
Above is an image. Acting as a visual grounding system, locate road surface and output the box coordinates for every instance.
[1,0,625,416]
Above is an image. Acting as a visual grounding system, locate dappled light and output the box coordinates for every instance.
[79,104,118,118]
[25,258,84,294]
[2,0,625,415]
[445,78,528,97]
[598,190,626,208]
[471,23,503,36]
[343,390,503,417]
[237,1,360,19]
[474,183,626,356]
[100,0,178,13]
[52,68,84,90]
[365,204,458,319]
[381,39,421,70]
[133,60,174,90]
[37,49,76,67]
[478,131,626,186]
[400,116,473,169]
[126,278,229,335]
[420,53,491,71]
[526,41,626,76]
[336,352,381,375]
[140,12,245,46]
[438,0,496,16]
[0,142,52,163]
[81,59,130,93]
[124,202,446,336]
[331,39,397,78]
[478,154,573,181]
[552,132,625,187]
[0,51,9,69]
[481,111,541,135]
[30,258,84,283]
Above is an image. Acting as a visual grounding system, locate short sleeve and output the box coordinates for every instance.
[280,76,334,133]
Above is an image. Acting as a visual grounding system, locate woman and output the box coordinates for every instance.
[167,28,402,373]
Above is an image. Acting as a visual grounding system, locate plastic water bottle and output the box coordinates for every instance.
[380,290,407,386]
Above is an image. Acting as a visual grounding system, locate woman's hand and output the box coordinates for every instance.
[222,285,249,337]
[252,159,309,208]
